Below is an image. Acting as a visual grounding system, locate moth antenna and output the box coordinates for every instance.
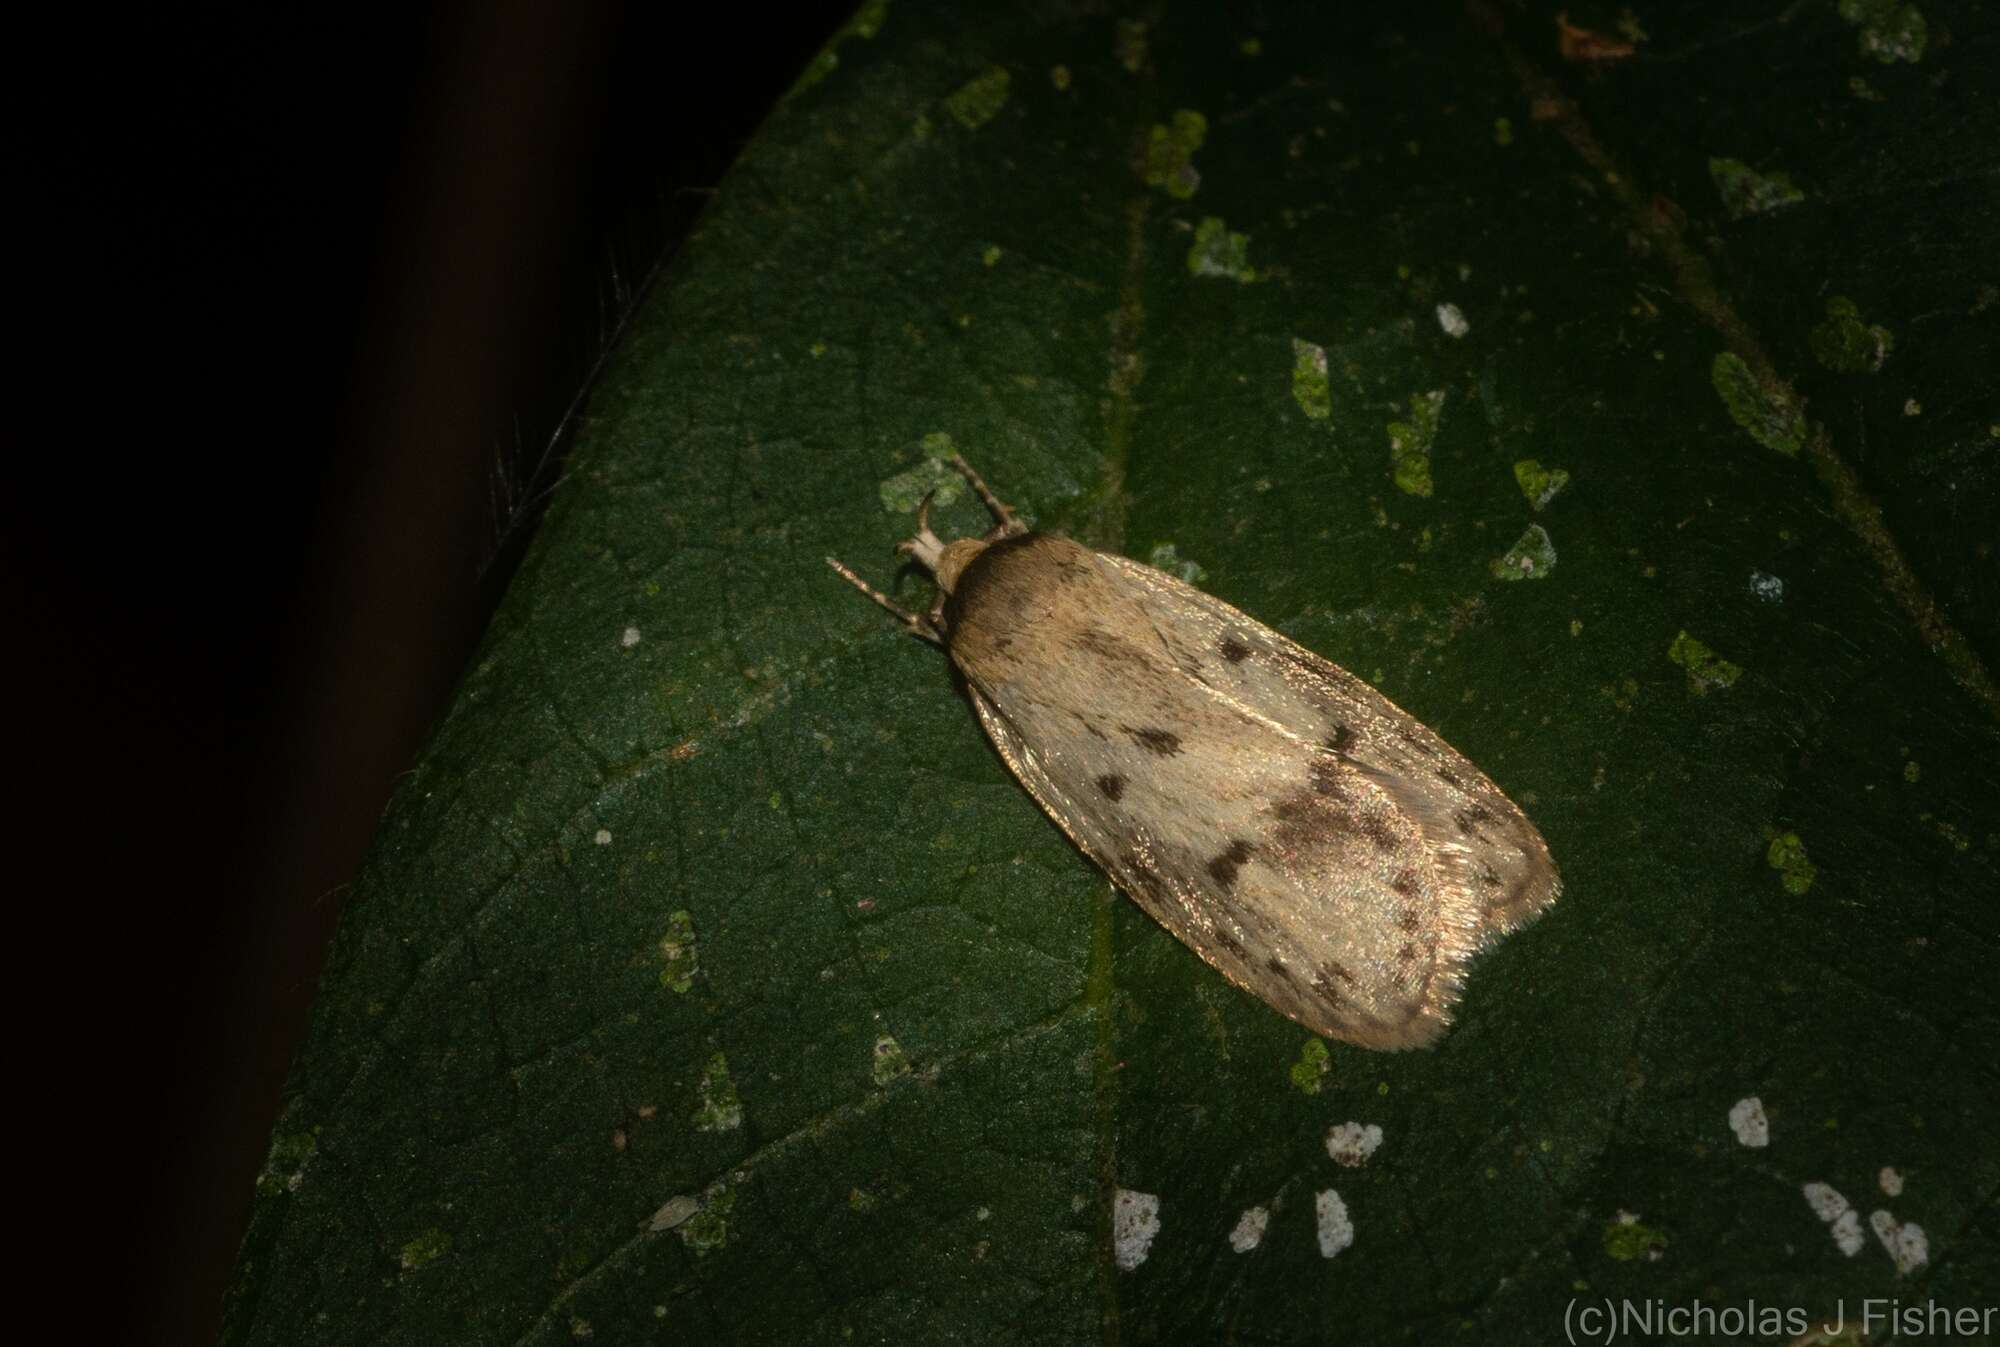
[825,556,945,647]
[894,487,948,571]
[950,453,1027,538]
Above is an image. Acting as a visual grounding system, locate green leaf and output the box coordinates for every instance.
[226,3,2000,1342]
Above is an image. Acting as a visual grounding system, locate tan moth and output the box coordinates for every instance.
[828,456,1559,1050]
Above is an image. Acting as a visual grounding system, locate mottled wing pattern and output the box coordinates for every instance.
[962,681,1455,1049]
[1093,551,1561,939]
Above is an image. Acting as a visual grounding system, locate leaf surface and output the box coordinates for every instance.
[226,3,2000,1342]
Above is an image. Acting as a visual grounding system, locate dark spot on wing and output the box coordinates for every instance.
[1396,908,1421,932]
[1479,866,1503,888]
[1435,765,1463,787]
[1264,954,1301,988]
[1071,628,1141,665]
[1309,758,1350,800]
[1360,814,1400,851]
[1325,724,1356,753]
[1270,784,1355,852]
[1096,774,1125,801]
[1389,868,1420,898]
[1313,961,1358,996]
[1072,713,1107,740]
[1212,925,1246,959]
[1219,638,1250,663]
[1124,725,1182,756]
[1397,942,1418,964]
[1453,804,1495,835]
[1206,838,1256,889]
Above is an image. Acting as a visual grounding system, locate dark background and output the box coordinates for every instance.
[16,3,849,1341]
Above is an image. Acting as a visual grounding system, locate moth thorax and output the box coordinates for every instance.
[929,538,989,594]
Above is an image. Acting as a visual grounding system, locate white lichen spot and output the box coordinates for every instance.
[1749,571,1784,602]
[1227,1206,1269,1253]
[1804,1182,1866,1256]
[1878,1165,1904,1196]
[1435,302,1470,338]
[1325,1121,1384,1167]
[1869,1209,1928,1274]
[620,625,641,648]
[593,828,612,846]
[647,1194,699,1232]
[1803,1181,1850,1223]
[1314,1189,1354,1258]
[1113,1189,1162,1271]
[1727,1095,1769,1148]
[1903,397,1922,416]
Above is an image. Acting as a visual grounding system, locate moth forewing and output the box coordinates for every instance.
[829,455,1560,1050]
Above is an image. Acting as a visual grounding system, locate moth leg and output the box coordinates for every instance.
[825,557,946,646]
[949,453,1027,540]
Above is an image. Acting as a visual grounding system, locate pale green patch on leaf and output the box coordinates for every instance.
[1601,1213,1668,1262]
[255,1131,317,1197]
[945,66,1011,131]
[787,0,891,100]
[1291,339,1331,420]
[400,1228,453,1271]
[1668,630,1743,694]
[981,243,1003,267]
[1146,542,1206,584]
[1290,1038,1331,1094]
[680,1182,736,1256]
[1840,0,1927,63]
[1143,109,1207,199]
[847,0,890,40]
[659,909,698,994]
[1115,19,1148,74]
[1387,389,1446,497]
[1490,524,1556,581]
[1513,458,1570,509]
[879,441,966,513]
[1187,216,1255,282]
[694,1051,744,1132]
[1711,352,1804,455]
[1493,116,1514,146]
[1809,296,1894,373]
[871,1033,912,1085]
[1767,831,1818,894]
[1708,157,1806,218]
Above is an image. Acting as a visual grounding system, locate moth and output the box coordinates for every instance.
[828,456,1559,1049]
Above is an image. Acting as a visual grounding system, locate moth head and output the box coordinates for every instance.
[895,489,988,594]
